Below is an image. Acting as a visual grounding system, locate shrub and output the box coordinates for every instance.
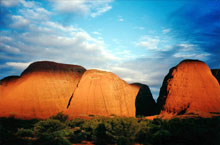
[67,118,85,128]
[153,129,171,145]
[94,123,114,145]
[34,119,71,145]
[50,112,68,122]
[69,127,87,143]
[80,118,102,140]
[16,128,34,137]
[34,119,66,136]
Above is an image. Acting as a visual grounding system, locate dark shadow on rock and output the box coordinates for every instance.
[211,69,220,85]
[132,83,156,117]
[156,67,175,114]
[0,76,19,85]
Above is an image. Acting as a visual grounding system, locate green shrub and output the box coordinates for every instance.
[80,118,102,140]
[69,127,87,143]
[34,119,71,145]
[16,128,34,137]
[94,123,114,145]
[34,119,66,136]
[34,132,71,145]
[67,118,85,128]
[153,129,171,145]
[50,112,68,122]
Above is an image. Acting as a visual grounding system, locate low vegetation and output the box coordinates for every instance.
[0,113,219,145]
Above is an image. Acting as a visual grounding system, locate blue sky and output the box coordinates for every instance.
[0,0,220,99]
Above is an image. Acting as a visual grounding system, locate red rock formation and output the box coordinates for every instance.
[0,61,86,119]
[131,83,156,117]
[211,69,220,85]
[156,60,220,116]
[66,70,140,118]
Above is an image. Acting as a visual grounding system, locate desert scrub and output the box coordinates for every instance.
[50,112,68,123]
[34,119,71,145]
[16,128,34,137]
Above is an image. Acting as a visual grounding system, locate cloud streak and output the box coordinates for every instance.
[50,0,113,17]
[169,1,220,68]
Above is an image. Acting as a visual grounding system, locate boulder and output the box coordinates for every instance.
[66,69,140,118]
[0,61,86,119]
[156,59,220,115]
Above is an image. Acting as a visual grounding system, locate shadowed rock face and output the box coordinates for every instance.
[211,69,220,85]
[131,83,156,117]
[66,69,140,118]
[0,61,86,119]
[156,59,220,115]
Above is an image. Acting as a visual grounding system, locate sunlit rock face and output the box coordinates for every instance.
[0,61,86,119]
[211,69,220,85]
[156,60,220,115]
[66,69,140,118]
[131,83,156,117]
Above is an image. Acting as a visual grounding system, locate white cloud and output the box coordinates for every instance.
[0,43,20,53]
[92,31,101,35]
[118,16,124,22]
[134,26,145,30]
[162,28,171,34]
[91,5,112,17]
[6,62,32,70]
[19,7,51,20]
[1,4,119,70]
[1,0,35,8]
[10,15,29,28]
[51,0,113,17]
[173,52,210,59]
[177,43,195,51]
[119,18,124,22]
[0,0,20,7]
[136,36,160,50]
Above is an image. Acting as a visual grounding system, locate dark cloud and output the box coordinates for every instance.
[0,7,12,29]
[169,1,220,68]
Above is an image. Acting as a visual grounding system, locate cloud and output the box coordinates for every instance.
[162,28,170,34]
[0,0,35,8]
[91,5,112,17]
[6,62,32,70]
[0,0,20,7]
[169,1,220,68]
[51,0,113,17]
[0,0,119,79]
[10,15,29,28]
[134,26,145,30]
[136,36,160,50]
[92,31,101,35]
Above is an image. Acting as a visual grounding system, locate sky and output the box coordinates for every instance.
[0,0,220,99]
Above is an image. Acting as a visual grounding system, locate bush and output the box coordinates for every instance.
[34,119,67,136]
[1,116,219,145]
[34,119,71,145]
[67,118,85,128]
[50,112,68,122]
[16,128,34,137]
[69,127,87,143]
[153,129,171,145]
[80,118,102,140]
[94,123,114,145]
[34,132,71,145]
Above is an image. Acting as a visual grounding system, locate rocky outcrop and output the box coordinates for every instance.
[131,83,156,117]
[156,59,220,115]
[211,69,220,85]
[0,61,86,119]
[66,70,140,118]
